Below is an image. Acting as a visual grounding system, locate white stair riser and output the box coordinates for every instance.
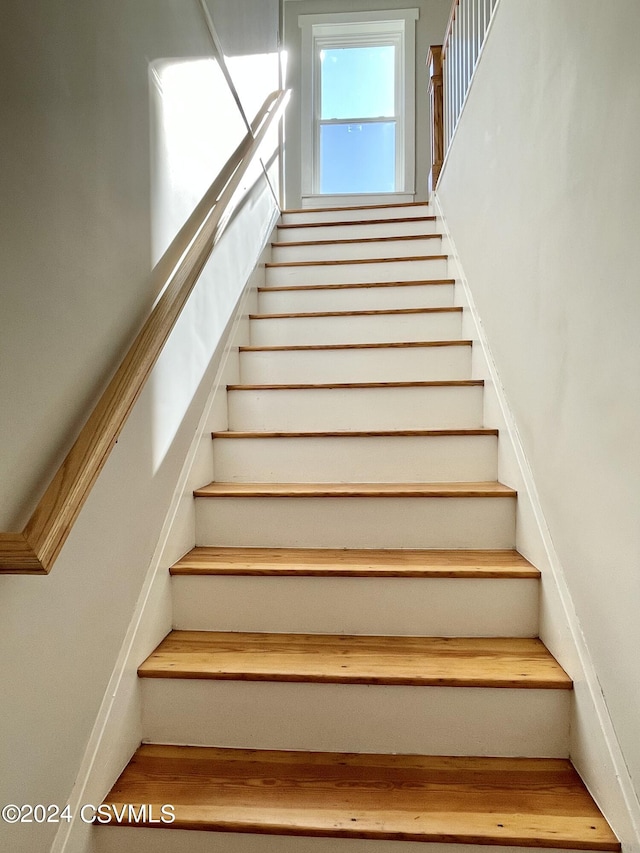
[276,218,438,243]
[227,386,484,431]
[258,282,455,313]
[95,828,589,853]
[265,257,448,287]
[239,346,471,384]
[172,576,537,636]
[250,311,462,347]
[271,237,442,263]
[195,496,516,549]
[140,680,570,757]
[212,435,497,483]
[281,204,431,225]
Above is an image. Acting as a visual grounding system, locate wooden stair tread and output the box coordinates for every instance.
[258,278,455,292]
[193,481,516,498]
[227,380,483,390]
[211,429,498,439]
[283,201,431,214]
[101,745,618,849]
[266,254,447,269]
[249,306,462,320]
[138,632,570,688]
[170,547,538,578]
[278,214,437,229]
[239,340,471,352]
[271,233,442,247]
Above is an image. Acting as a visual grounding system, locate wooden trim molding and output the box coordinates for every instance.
[0,533,43,574]
[0,90,290,574]
[427,45,444,192]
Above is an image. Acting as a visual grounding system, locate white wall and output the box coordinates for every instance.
[437,0,640,840]
[0,1,280,851]
[206,0,281,121]
[282,0,451,207]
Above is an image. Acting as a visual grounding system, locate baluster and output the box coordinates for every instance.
[471,0,477,75]
[454,13,461,127]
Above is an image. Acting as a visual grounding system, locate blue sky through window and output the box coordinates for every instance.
[320,123,395,193]
[319,44,396,193]
[321,46,395,119]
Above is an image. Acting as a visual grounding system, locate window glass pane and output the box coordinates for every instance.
[320,121,395,194]
[320,46,395,120]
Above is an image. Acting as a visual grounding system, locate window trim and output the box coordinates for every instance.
[299,9,418,202]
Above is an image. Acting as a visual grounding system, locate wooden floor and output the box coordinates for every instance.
[138,631,571,689]
[193,482,516,499]
[170,547,539,578]
[100,744,620,850]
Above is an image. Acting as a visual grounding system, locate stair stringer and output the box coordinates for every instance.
[432,191,640,853]
[50,224,280,853]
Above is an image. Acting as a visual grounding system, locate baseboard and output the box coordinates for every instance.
[432,191,640,853]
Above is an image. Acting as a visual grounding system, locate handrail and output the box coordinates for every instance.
[0,89,290,574]
[441,0,461,61]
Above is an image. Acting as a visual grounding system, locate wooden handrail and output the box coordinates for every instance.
[441,0,460,60]
[0,89,290,575]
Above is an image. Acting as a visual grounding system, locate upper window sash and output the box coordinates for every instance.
[299,9,418,198]
[317,38,401,123]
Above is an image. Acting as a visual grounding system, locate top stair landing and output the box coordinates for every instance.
[280,200,432,226]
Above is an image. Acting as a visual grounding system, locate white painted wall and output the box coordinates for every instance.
[0,1,280,851]
[282,0,451,207]
[206,0,281,122]
[436,0,640,845]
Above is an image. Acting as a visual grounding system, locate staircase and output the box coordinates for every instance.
[96,202,619,853]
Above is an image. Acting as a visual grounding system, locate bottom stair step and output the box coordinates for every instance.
[96,745,619,851]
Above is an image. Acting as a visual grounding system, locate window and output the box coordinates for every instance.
[299,10,418,201]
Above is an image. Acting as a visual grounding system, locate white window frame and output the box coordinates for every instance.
[299,9,418,205]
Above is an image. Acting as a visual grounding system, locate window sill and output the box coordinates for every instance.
[301,192,415,209]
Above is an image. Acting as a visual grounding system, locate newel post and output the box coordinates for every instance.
[427,45,444,193]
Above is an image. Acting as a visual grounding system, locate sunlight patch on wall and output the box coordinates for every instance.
[149,57,246,266]
[148,56,247,473]
[224,51,280,122]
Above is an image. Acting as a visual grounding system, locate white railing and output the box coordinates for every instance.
[440,0,499,155]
